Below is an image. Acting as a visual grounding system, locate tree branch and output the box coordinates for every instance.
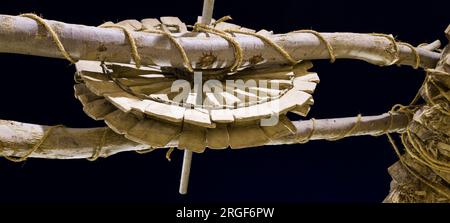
[0,112,409,160]
[0,15,441,69]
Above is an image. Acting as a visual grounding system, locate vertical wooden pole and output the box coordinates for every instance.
[179,150,193,195]
[200,0,215,25]
[179,0,216,195]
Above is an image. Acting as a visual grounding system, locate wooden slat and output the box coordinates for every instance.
[83,80,122,96]
[261,115,296,140]
[149,94,169,101]
[229,70,293,80]
[108,63,165,77]
[178,124,207,153]
[206,124,229,149]
[210,109,234,123]
[185,92,200,105]
[292,78,317,94]
[216,91,241,105]
[104,92,141,112]
[77,93,103,106]
[116,19,142,31]
[294,72,320,83]
[74,84,102,105]
[126,119,180,147]
[228,124,269,149]
[75,60,103,74]
[204,92,223,108]
[290,104,311,116]
[183,108,215,128]
[128,81,174,94]
[74,83,90,96]
[160,16,188,33]
[133,100,185,123]
[268,79,293,88]
[125,119,153,144]
[207,81,242,106]
[104,110,140,134]
[269,90,312,115]
[232,103,273,122]
[141,18,162,31]
[293,61,313,75]
[248,87,282,97]
[82,71,169,86]
[215,22,241,31]
[256,29,273,36]
[83,99,116,120]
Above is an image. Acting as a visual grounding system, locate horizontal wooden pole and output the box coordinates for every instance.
[0,112,409,160]
[0,14,441,69]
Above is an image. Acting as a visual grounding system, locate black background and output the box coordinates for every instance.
[0,0,448,204]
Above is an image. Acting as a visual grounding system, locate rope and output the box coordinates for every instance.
[166,147,175,161]
[20,13,77,64]
[398,42,421,69]
[136,147,155,154]
[426,68,450,77]
[3,125,63,162]
[429,77,450,101]
[327,114,362,141]
[423,75,450,116]
[99,24,142,68]
[382,73,450,199]
[227,29,298,65]
[405,129,450,173]
[370,33,400,65]
[141,29,194,72]
[86,128,109,161]
[408,74,427,106]
[293,30,336,63]
[193,22,243,71]
[298,118,316,143]
[386,133,450,199]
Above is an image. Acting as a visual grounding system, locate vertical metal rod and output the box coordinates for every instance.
[179,0,216,195]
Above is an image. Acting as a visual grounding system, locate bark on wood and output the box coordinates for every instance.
[0,15,441,69]
[0,112,409,160]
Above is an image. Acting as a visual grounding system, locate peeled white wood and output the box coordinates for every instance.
[0,112,410,159]
[183,108,215,128]
[270,90,312,115]
[179,149,193,195]
[160,17,187,33]
[292,79,317,93]
[116,20,142,31]
[141,18,162,31]
[210,109,234,123]
[104,92,141,112]
[200,0,215,25]
[0,15,440,69]
[134,100,186,123]
[232,103,273,122]
[294,72,320,83]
